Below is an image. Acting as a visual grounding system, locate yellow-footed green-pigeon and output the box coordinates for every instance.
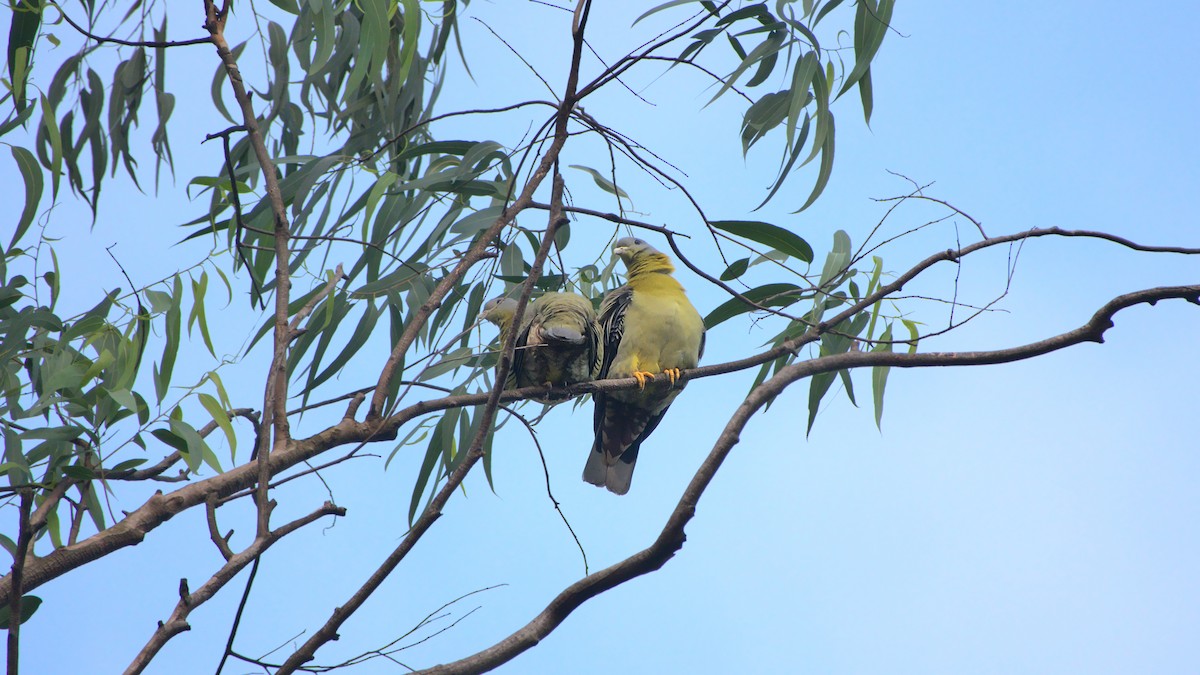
[480,292,603,401]
[583,237,705,495]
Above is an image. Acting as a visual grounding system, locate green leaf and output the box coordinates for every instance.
[704,282,806,329]
[0,534,17,559]
[813,0,847,25]
[786,51,818,150]
[153,276,183,403]
[711,220,814,263]
[807,370,835,435]
[307,300,381,391]
[109,458,148,473]
[198,393,237,459]
[839,369,857,406]
[0,595,42,629]
[6,0,42,111]
[168,418,205,474]
[568,165,630,200]
[633,0,714,25]
[707,31,785,106]
[396,0,421,88]
[10,146,42,249]
[838,0,894,99]
[741,90,790,154]
[872,324,893,429]
[150,427,187,454]
[756,112,810,209]
[188,273,215,357]
[796,111,835,211]
[409,417,445,524]
[817,229,852,288]
[858,66,874,125]
[39,95,62,199]
[719,257,750,281]
[902,318,920,353]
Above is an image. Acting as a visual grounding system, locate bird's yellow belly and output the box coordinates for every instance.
[610,293,702,378]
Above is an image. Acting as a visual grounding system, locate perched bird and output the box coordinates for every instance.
[584,237,705,495]
[479,292,603,401]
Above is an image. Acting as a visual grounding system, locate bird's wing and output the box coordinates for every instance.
[506,302,533,390]
[595,284,632,378]
[584,284,639,493]
[586,304,604,380]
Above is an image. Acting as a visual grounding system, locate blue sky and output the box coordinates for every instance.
[4,2,1199,673]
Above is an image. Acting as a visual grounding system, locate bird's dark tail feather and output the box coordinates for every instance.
[582,399,652,495]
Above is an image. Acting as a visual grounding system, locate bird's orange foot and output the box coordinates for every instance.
[631,370,656,389]
[662,368,682,386]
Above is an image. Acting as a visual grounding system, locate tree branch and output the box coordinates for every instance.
[409,281,1200,675]
[48,1,210,48]
[5,491,33,675]
[123,502,345,675]
[274,174,571,674]
[365,0,595,421]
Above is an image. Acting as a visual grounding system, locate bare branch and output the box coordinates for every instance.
[124,502,345,675]
[48,1,210,48]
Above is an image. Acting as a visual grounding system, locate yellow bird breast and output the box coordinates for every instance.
[611,282,703,378]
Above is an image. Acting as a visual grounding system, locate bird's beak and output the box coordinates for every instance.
[613,245,629,258]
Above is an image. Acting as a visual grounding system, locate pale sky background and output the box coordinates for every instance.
[3,2,1199,674]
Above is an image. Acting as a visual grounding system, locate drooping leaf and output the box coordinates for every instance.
[719,257,750,281]
[704,282,806,329]
[711,220,814,263]
[838,0,894,99]
[871,324,894,429]
[10,146,42,249]
[198,393,237,459]
[806,370,835,435]
[6,0,42,111]
[568,165,630,200]
[0,595,42,629]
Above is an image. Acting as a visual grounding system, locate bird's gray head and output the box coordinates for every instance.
[612,237,661,263]
[480,297,518,325]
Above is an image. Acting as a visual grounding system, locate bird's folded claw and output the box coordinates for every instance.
[662,368,682,385]
[631,370,655,389]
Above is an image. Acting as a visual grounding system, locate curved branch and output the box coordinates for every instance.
[124,501,345,675]
[49,1,210,48]
[409,282,1200,675]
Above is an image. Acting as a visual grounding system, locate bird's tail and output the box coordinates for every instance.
[582,439,638,496]
[582,398,654,495]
